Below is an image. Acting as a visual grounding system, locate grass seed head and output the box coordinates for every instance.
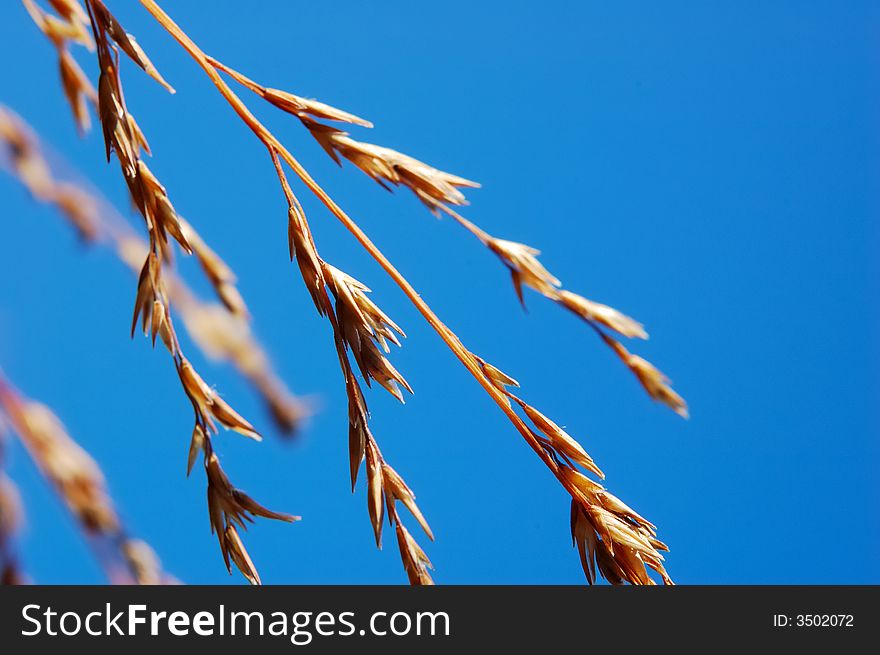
[325,264,412,401]
[89,0,175,92]
[15,1,686,585]
[395,522,434,586]
[625,353,689,418]
[486,238,561,305]
[204,449,298,585]
[557,290,648,340]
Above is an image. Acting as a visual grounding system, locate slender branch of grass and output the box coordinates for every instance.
[19,0,300,583]
[16,0,677,585]
[0,371,171,584]
[272,150,434,583]
[0,105,310,436]
[203,57,687,418]
[138,0,672,584]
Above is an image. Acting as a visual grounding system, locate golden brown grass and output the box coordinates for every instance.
[0,106,308,435]
[211,58,686,418]
[15,0,301,583]
[5,0,689,585]
[0,423,25,584]
[278,155,435,583]
[0,374,170,584]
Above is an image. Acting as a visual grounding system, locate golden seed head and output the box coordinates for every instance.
[627,355,689,418]
[487,238,561,305]
[325,264,412,401]
[558,290,648,339]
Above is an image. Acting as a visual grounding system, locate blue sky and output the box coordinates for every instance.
[0,1,877,584]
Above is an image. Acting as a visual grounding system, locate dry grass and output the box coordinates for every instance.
[16,1,301,584]
[0,374,170,584]
[279,154,435,583]
[213,61,686,418]
[208,56,686,418]
[0,106,308,435]
[5,0,689,585]
[23,0,96,134]
[25,0,247,320]
[0,422,26,584]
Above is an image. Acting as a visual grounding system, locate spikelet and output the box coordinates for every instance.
[24,0,95,133]
[176,299,308,435]
[88,0,174,92]
[24,0,93,49]
[602,336,689,418]
[325,264,411,402]
[204,446,298,585]
[304,122,480,210]
[557,290,647,339]
[177,357,261,441]
[486,238,561,304]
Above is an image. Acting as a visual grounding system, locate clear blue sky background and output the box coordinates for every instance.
[0,1,877,584]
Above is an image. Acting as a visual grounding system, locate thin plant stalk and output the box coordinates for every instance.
[138,0,671,584]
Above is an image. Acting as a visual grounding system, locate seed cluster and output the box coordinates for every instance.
[5,0,688,585]
[0,376,170,584]
[201,42,681,583]
[0,106,307,437]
